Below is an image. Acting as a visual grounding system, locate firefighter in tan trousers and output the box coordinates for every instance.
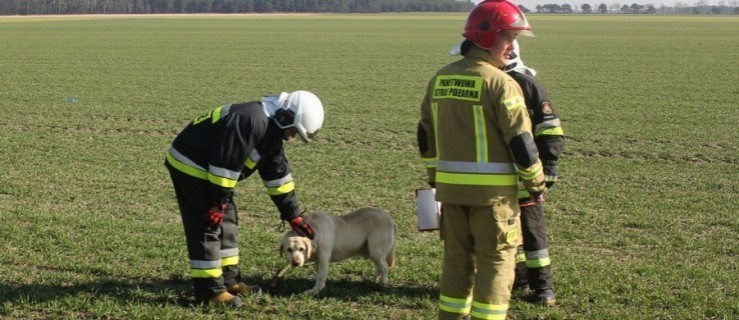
[417,1,545,319]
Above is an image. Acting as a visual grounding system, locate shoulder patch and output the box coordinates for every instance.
[541,101,553,115]
[504,95,525,110]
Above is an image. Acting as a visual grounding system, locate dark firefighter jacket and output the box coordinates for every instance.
[165,101,300,221]
[507,71,565,199]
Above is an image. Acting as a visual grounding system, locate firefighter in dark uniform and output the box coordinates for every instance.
[165,90,324,308]
[419,2,546,319]
[503,40,565,306]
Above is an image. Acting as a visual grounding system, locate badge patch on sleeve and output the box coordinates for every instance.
[541,101,553,114]
[504,96,524,110]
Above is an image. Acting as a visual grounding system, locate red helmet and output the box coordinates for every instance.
[462,0,534,49]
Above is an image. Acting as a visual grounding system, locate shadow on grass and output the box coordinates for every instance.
[263,275,437,302]
[0,265,437,309]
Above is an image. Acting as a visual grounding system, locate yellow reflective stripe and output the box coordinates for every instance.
[211,106,223,123]
[432,102,440,161]
[518,162,542,180]
[221,255,239,267]
[525,257,551,268]
[422,157,437,168]
[245,157,257,169]
[471,301,508,320]
[267,181,295,196]
[517,189,530,199]
[536,126,564,137]
[503,95,524,110]
[208,173,237,188]
[166,152,208,180]
[439,294,472,314]
[473,105,488,163]
[516,252,526,263]
[191,268,222,278]
[436,172,518,186]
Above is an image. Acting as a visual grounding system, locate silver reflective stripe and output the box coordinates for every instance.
[249,149,261,163]
[525,249,550,259]
[535,119,561,132]
[169,146,206,171]
[190,260,220,269]
[437,160,517,174]
[219,104,231,121]
[264,173,294,187]
[220,248,239,258]
[209,165,241,180]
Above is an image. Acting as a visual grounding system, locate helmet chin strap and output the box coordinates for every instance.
[261,92,291,126]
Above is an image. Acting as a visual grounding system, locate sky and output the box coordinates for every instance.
[471,0,733,8]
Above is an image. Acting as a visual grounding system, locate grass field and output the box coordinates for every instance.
[0,13,737,319]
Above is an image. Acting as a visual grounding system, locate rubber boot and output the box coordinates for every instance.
[227,282,263,296]
[209,292,243,308]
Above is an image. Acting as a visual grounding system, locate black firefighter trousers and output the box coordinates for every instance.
[166,164,241,300]
[515,202,554,291]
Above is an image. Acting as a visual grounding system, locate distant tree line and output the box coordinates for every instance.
[517,2,738,14]
[0,0,474,15]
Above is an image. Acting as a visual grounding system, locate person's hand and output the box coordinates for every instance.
[520,190,546,207]
[203,204,226,227]
[530,191,546,203]
[289,216,315,239]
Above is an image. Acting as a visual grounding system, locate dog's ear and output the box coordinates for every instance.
[303,238,314,260]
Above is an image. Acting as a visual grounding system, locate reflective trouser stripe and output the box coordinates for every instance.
[267,181,295,196]
[190,260,222,278]
[221,248,239,267]
[470,301,508,320]
[439,294,472,315]
[526,257,551,268]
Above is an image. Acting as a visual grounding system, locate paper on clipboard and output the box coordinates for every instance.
[415,188,441,231]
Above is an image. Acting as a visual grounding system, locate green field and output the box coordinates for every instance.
[0,13,737,319]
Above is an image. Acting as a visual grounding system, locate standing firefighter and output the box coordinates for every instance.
[418,1,545,319]
[165,90,323,308]
[504,40,565,306]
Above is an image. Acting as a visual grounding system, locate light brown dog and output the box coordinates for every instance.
[274,207,397,295]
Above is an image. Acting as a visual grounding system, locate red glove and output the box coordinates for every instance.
[203,204,226,226]
[289,216,315,239]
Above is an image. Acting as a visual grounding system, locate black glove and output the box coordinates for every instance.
[203,203,226,227]
[520,190,546,207]
[289,216,315,239]
[543,164,557,188]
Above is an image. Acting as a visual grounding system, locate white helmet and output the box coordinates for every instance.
[503,39,537,77]
[263,90,324,143]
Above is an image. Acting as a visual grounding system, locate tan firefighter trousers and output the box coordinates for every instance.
[438,195,521,320]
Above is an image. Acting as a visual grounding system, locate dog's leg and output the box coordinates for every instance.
[270,264,292,288]
[305,254,330,295]
[370,257,390,285]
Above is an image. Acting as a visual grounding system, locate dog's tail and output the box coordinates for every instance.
[387,220,397,268]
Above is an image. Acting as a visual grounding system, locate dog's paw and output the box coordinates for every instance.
[303,288,321,296]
